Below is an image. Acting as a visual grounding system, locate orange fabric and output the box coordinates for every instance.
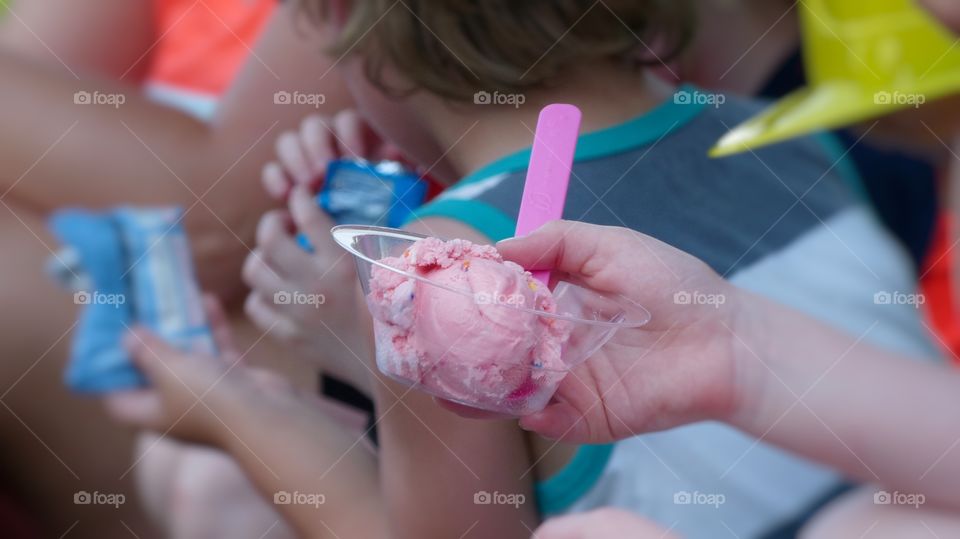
[147,0,275,95]
[920,213,960,363]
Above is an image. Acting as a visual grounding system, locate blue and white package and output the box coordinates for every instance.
[47,207,216,393]
[298,159,428,250]
[48,211,140,392]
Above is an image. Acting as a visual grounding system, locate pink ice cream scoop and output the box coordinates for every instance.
[366,237,571,413]
[336,105,649,414]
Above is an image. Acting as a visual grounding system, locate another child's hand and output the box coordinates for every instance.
[242,186,373,388]
[103,296,296,447]
[492,221,745,443]
[261,110,402,200]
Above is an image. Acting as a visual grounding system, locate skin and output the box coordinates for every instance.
[536,498,960,539]
[0,0,353,298]
[104,297,387,539]
[921,0,960,32]
[498,221,960,538]
[535,508,681,539]
[0,1,351,536]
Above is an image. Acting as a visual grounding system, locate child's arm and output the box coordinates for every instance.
[726,288,960,510]
[366,217,541,539]
[501,221,960,510]
[802,487,960,538]
[0,0,156,81]
[0,2,352,299]
[0,1,350,211]
[106,298,387,539]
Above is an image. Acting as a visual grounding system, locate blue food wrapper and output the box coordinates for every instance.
[48,207,215,394]
[298,159,428,251]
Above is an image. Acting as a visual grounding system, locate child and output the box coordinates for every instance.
[245,0,939,537]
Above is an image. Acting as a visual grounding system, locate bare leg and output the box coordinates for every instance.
[0,199,155,537]
[802,487,960,538]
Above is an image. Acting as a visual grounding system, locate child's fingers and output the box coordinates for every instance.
[332,109,367,159]
[518,401,589,443]
[261,161,291,201]
[275,131,314,185]
[254,210,310,279]
[123,329,183,384]
[242,249,291,298]
[496,220,604,275]
[288,184,334,252]
[244,293,304,342]
[300,115,335,180]
[201,294,239,358]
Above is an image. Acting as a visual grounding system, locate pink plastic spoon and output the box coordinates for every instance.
[515,104,582,285]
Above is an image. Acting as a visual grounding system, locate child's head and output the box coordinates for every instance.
[300,0,692,174]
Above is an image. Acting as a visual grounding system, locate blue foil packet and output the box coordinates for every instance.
[298,159,427,250]
[47,207,216,394]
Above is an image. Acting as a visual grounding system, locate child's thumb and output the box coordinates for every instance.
[519,401,592,443]
[497,220,606,278]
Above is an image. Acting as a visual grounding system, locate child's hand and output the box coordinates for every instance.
[247,110,392,389]
[242,184,373,388]
[104,296,296,446]
[491,221,745,443]
[261,110,402,201]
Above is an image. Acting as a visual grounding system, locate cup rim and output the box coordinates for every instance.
[331,224,651,328]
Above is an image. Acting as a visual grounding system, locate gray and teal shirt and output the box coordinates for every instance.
[405,88,939,538]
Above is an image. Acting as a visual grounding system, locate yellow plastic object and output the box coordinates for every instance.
[710,0,960,158]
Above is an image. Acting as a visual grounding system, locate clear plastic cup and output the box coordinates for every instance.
[332,225,651,416]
